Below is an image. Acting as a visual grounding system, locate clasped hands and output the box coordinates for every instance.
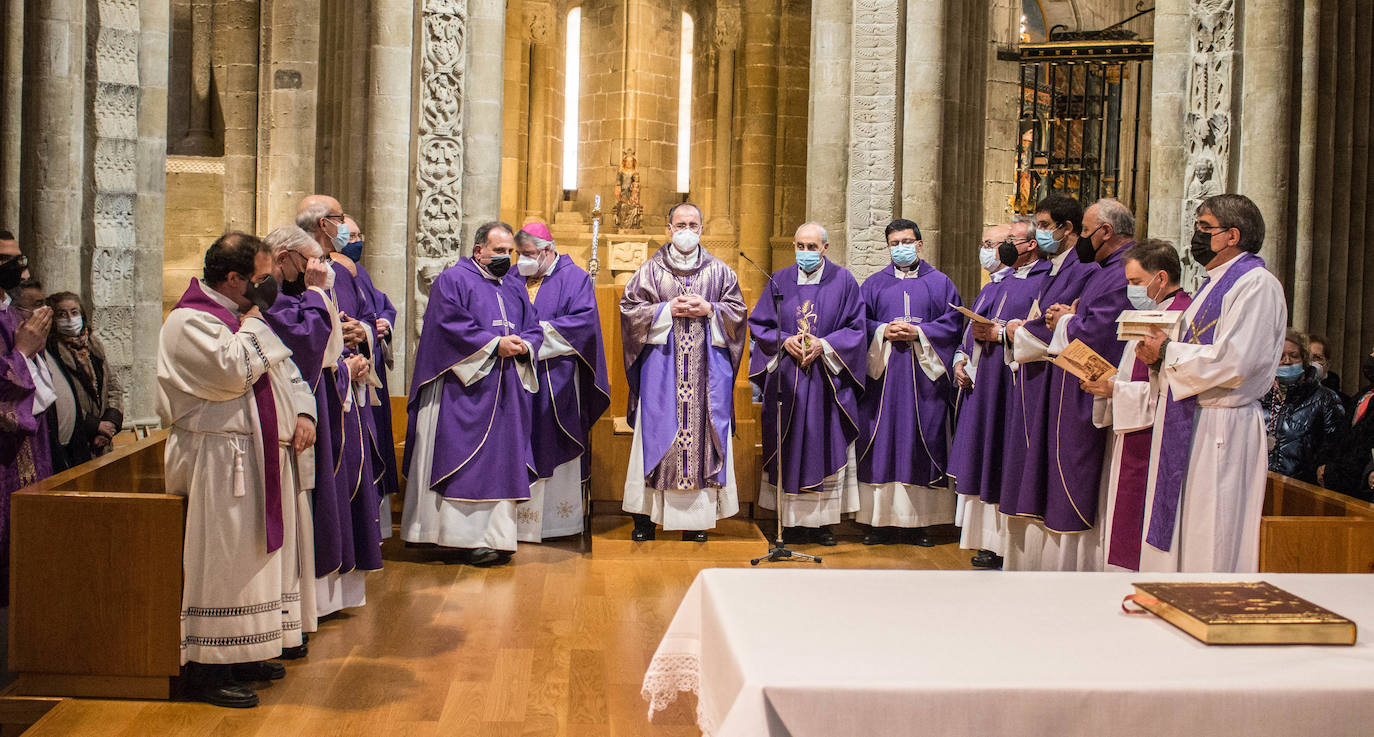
[497,334,528,358]
[783,334,823,369]
[668,294,712,319]
[884,321,921,343]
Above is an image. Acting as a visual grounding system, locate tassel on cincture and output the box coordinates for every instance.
[233,440,247,497]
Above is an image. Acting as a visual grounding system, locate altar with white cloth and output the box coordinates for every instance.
[641,570,1374,737]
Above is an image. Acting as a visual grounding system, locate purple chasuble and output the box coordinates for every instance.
[620,246,747,492]
[354,264,400,497]
[172,279,285,553]
[520,254,611,479]
[405,258,544,501]
[1108,290,1193,570]
[998,256,1095,516]
[263,288,346,575]
[330,262,385,569]
[856,261,964,487]
[951,269,1009,417]
[1147,252,1267,550]
[747,260,866,493]
[0,303,49,608]
[950,261,1051,503]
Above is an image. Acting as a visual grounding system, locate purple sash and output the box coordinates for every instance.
[174,279,285,554]
[1146,253,1265,551]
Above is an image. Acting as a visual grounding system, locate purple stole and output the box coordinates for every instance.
[173,279,284,554]
[1146,253,1265,551]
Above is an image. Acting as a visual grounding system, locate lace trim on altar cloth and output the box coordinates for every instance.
[641,652,716,736]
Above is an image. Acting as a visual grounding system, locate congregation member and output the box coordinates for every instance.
[951,218,1051,566]
[1003,197,1133,571]
[951,224,1012,566]
[0,231,51,611]
[402,221,543,566]
[1322,343,1374,502]
[854,219,963,546]
[1261,330,1345,485]
[1133,193,1287,572]
[747,222,865,546]
[340,215,401,506]
[44,291,124,470]
[262,224,341,647]
[1306,334,1350,407]
[512,221,609,541]
[1079,239,1191,571]
[298,195,386,602]
[158,233,317,707]
[620,203,747,542]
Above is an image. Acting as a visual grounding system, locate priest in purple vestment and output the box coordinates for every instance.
[747,222,866,547]
[950,219,1051,564]
[855,219,965,546]
[1004,197,1135,571]
[620,203,748,543]
[341,215,401,503]
[512,221,610,541]
[402,221,543,567]
[0,232,51,610]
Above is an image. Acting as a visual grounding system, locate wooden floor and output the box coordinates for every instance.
[21,522,980,737]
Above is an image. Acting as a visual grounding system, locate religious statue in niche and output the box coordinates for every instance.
[614,149,643,232]
[1185,156,1222,204]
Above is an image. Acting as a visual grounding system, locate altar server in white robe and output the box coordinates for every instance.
[1132,194,1286,572]
[1079,239,1191,571]
[159,233,318,708]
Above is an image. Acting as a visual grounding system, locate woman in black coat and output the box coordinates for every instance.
[1261,330,1345,485]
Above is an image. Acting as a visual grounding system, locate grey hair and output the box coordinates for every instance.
[265,225,321,256]
[795,221,829,244]
[514,230,555,251]
[1009,215,1036,238]
[1093,198,1136,237]
[1198,193,1266,254]
[296,201,330,234]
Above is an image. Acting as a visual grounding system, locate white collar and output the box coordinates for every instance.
[666,245,702,271]
[797,261,825,284]
[989,266,1012,283]
[1012,261,1037,279]
[1048,247,1075,275]
[892,261,921,279]
[0,293,9,309]
[1204,252,1243,280]
[199,279,243,316]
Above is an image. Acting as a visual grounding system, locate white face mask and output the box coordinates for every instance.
[56,315,83,337]
[671,229,700,253]
[979,247,1001,274]
[516,255,541,276]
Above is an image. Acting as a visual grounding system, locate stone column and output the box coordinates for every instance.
[805,0,849,262]
[461,0,504,249]
[19,0,85,282]
[523,2,554,223]
[1,0,23,228]
[1238,0,1297,277]
[845,0,901,279]
[901,0,946,264]
[707,6,740,235]
[255,0,319,232]
[736,0,780,297]
[181,0,214,150]
[213,0,260,230]
[1291,0,1321,330]
[365,0,414,389]
[411,0,468,358]
[131,0,171,420]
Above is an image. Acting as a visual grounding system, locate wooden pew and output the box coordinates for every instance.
[1260,472,1374,573]
[7,431,181,700]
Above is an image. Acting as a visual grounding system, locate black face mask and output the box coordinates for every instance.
[1189,229,1217,269]
[998,240,1021,268]
[1362,354,1374,385]
[0,256,25,291]
[1075,237,1101,264]
[244,274,279,311]
[281,269,307,297]
[486,254,512,277]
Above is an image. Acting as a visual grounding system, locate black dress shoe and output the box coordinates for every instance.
[681,530,708,542]
[187,682,259,709]
[970,550,1004,569]
[278,643,308,660]
[466,547,502,567]
[861,527,895,545]
[630,514,657,541]
[813,526,838,546]
[904,528,936,547]
[231,661,286,682]
[782,526,808,545]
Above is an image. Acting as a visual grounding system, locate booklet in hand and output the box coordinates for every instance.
[1053,339,1117,382]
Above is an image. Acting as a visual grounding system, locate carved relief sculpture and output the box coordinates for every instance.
[845,0,902,280]
[1181,0,1235,287]
[614,149,643,232]
[413,0,468,341]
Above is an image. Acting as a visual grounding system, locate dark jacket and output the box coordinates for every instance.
[1326,385,1374,502]
[1261,372,1345,485]
[46,334,123,471]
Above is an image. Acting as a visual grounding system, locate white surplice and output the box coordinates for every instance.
[1138,256,1287,572]
[515,322,587,542]
[158,283,316,664]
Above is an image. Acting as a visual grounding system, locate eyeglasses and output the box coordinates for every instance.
[981,240,1002,248]
[322,213,346,222]
[887,238,919,247]
[349,237,364,245]
[1,254,27,268]
[1193,221,1227,234]
[670,223,702,233]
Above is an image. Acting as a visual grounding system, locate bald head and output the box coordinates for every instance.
[296,194,346,251]
[981,225,1010,248]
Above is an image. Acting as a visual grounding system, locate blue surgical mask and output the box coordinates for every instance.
[330,221,351,252]
[979,247,1001,273]
[796,250,822,273]
[890,244,918,268]
[1126,284,1157,311]
[341,241,363,263]
[1035,227,1060,254]
[1276,364,1305,383]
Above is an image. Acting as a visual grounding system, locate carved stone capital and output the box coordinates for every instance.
[713,6,741,51]
[525,1,554,44]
